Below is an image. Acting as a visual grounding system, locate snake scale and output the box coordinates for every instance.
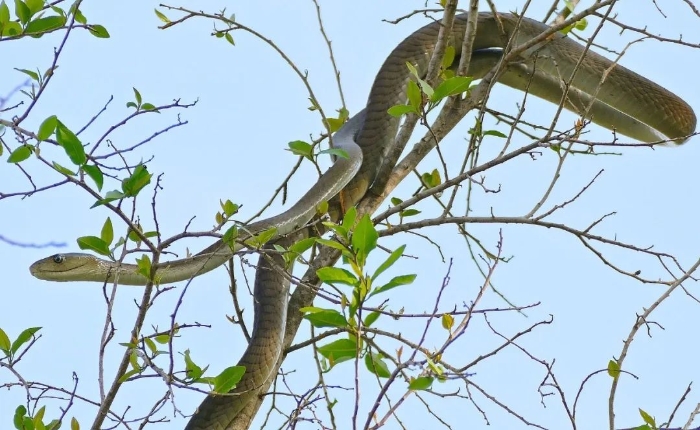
[29,12,696,429]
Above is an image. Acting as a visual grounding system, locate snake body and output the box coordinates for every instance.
[29,13,696,429]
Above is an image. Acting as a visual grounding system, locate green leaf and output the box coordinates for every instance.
[441,313,454,331]
[87,24,109,38]
[607,359,620,377]
[364,351,390,378]
[91,190,125,208]
[387,104,417,117]
[315,238,348,253]
[372,244,405,281]
[154,9,170,23]
[141,102,158,111]
[421,169,441,188]
[14,0,30,24]
[287,140,313,160]
[224,32,234,46]
[409,376,433,390]
[136,255,151,279]
[52,161,75,176]
[303,309,348,328]
[318,148,348,159]
[288,237,315,256]
[24,15,65,34]
[14,405,27,429]
[72,7,86,24]
[244,227,277,248]
[639,408,655,427]
[132,88,142,105]
[316,267,357,286]
[183,349,204,380]
[70,417,79,430]
[317,338,357,366]
[342,206,357,232]
[351,214,378,259]
[15,68,38,81]
[441,45,455,70]
[363,311,380,327]
[121,164,151,196]
[222,225,238,249]
[325,117,344,133]
[0,2,10,25]
[37,115,57,140]
[154,334,170,344]
[212,366,246,393]
[431,76,473,101]
[407,80,421,110]
[24,0,42,14]
[7,145,33,163]
[221,199,239,217]
[400,208,421,218]
[56,121,86,165]
[372,274,416,296]
[144,337,157,355]
[101,217,113,245]
[82,164,104,191]
[76,236,110,256]
[483,129,507,138]
[0,328,11,354]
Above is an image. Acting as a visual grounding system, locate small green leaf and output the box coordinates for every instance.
[82,164,104,191]
[315,237,349,253]
[441,313,454,331]
[154,334,170,344]
[351,214,378,260]
[372,244,405,281]
[607,359,620,377]
[483,129,507,138]
[154,8,170,23]
[37,115,57,140]
[317,338,357,366]
[222,225,239,249]
[183,349,204,380]
[221,200,239,217]
[212,366,246,393]
[224,32,234,45]
[441,45,456,70]
[387,104,417,117]
[141,102,158,111]
[400,208,421,218]
[101,217,113,245]
[91,190,125,208]
[73,7,86,24]
[7,145,33,163]
[87,24,109,38]
[144,337,157,355]
[363,311,380,327]
[24,15,65,34]
[325,117,344,133]
[56,121,86,165]
[372,274,416,296]
[317,267,357,286]
[14,0,30,24]
[639,408,656,427]
[14,405,27,428]
[244,227,277,248]
[1,20,21,36]
[364,351,390,378]
[121,164,151,196]
[407,80,422,110]
[303,309,348,328]
[318,148,348,159]
[0,2,10,25]
[409,376,433,390]
[70,416,79,430]
[24,0,42,15]
[76,236,110,256]
[287,140,313,160]
[132,87,142,105]
[431,76,473,101]
[15,68,39,81]
[0,328,11,354]
[136,254,151,279]
[52,161,75,176]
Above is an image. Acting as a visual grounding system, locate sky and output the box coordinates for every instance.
[2,1,700,429]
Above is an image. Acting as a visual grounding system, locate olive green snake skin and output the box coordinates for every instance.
[29,12,696,429]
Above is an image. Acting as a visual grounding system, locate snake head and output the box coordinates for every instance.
[29,253,95,282]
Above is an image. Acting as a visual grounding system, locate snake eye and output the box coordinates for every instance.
[52,254,65,264]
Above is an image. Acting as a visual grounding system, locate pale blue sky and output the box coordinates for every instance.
[2,1,700,429]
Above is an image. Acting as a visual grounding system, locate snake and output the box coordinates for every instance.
[29,12,696,430]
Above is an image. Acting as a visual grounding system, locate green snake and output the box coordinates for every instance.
[29,12,696,429]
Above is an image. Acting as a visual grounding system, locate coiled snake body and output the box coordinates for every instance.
[30,13,696,429]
